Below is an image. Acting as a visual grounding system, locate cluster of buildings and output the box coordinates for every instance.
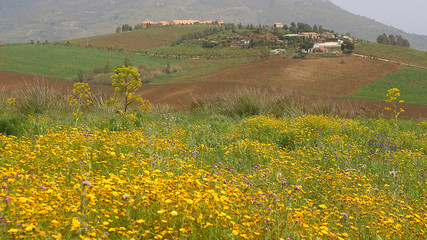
[140,19,226,28]
[284,32,337,42]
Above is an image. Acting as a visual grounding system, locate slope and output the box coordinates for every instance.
[0,0,426,51]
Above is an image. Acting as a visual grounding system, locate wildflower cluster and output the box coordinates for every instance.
[0,114,425,239]
[105,66,151,114]
[67,82,92,125]
[7,97,17,114]
[385,88,404,125]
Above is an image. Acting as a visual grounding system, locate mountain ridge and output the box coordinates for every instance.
[0,0,426,51]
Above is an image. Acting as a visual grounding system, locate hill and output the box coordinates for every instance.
[1,0,426,51]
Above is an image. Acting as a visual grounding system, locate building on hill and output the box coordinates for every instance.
[320,32,335,39]
[169,20,200,25]
[141,19,216,28]
[299,32,320,39]
[217,20,226,26]
[273,23,284,28]
[140,19,169,28]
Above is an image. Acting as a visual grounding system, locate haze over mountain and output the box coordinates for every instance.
[1,0,426,51]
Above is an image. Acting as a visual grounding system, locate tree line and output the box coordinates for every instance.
[377,34,410,48]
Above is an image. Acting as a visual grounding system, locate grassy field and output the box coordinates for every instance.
[0,108,426,239]
[151,58,250,84]
[149,44,269,58]
[64,25,215,51]
[347,68,427,105]
[0,44,181,80]
[354,42,427,67]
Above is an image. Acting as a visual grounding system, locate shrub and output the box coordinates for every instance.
[0,116,25,136]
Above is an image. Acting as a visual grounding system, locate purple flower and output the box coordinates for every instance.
[122,195,130,200]
[0,216,4,220]
[295,219,299,223]
[82,181,90,186]
[295,186,301,190]
[264,228,268,231]
[389,170,396,175]
[287,238,291,240]
[342,212,348,217]
[34,135,39,138]
[3,186,9,189]
[4,196,10,201]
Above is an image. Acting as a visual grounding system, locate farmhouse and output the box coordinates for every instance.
[140,20,169,28]
[169,20,200,25]
[273,23,284,28]
[140,19,221,28]
[299,32,320,39]
[321,32,335,39]
[217,20,226,26]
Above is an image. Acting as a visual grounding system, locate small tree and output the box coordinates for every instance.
[341,39,354,53]
[301,41,314,52]
[105,66,151,114]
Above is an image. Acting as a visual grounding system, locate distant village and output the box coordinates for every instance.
[139,19,356,53]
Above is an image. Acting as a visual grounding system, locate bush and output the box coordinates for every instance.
[0,116,25,136]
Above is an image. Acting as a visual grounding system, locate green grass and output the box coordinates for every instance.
[64,25,216,51]
[354,42,427,67]
[151,58,249,84]
[347,68,427,105]
[149,44,269,58]
[0,44,182,80]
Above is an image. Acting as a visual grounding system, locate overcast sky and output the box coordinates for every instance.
[329,0,427,36]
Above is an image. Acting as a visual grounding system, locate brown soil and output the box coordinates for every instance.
[173,55,403,96]
[1,54,426,121]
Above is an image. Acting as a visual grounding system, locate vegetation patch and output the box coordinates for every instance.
[0,44,181,80]
[347,68,427,105]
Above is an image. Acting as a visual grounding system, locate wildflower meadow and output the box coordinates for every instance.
[0,111,426,239]
[0,80,426,239]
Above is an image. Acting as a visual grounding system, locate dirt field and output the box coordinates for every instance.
[169,55,403,97]
[1,55,426,120]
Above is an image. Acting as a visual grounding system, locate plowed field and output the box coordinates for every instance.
[167,55,403,96]
[1,54,426,120]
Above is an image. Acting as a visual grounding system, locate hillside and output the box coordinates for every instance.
[1,0,426,51]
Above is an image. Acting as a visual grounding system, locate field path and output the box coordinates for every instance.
[352,53,427,70]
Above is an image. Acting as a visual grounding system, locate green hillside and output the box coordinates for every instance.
[347,68,427,105]
[0,44,180,80]
[1,0,426,51]
[64,25,213,51]
[355,42,427,67]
